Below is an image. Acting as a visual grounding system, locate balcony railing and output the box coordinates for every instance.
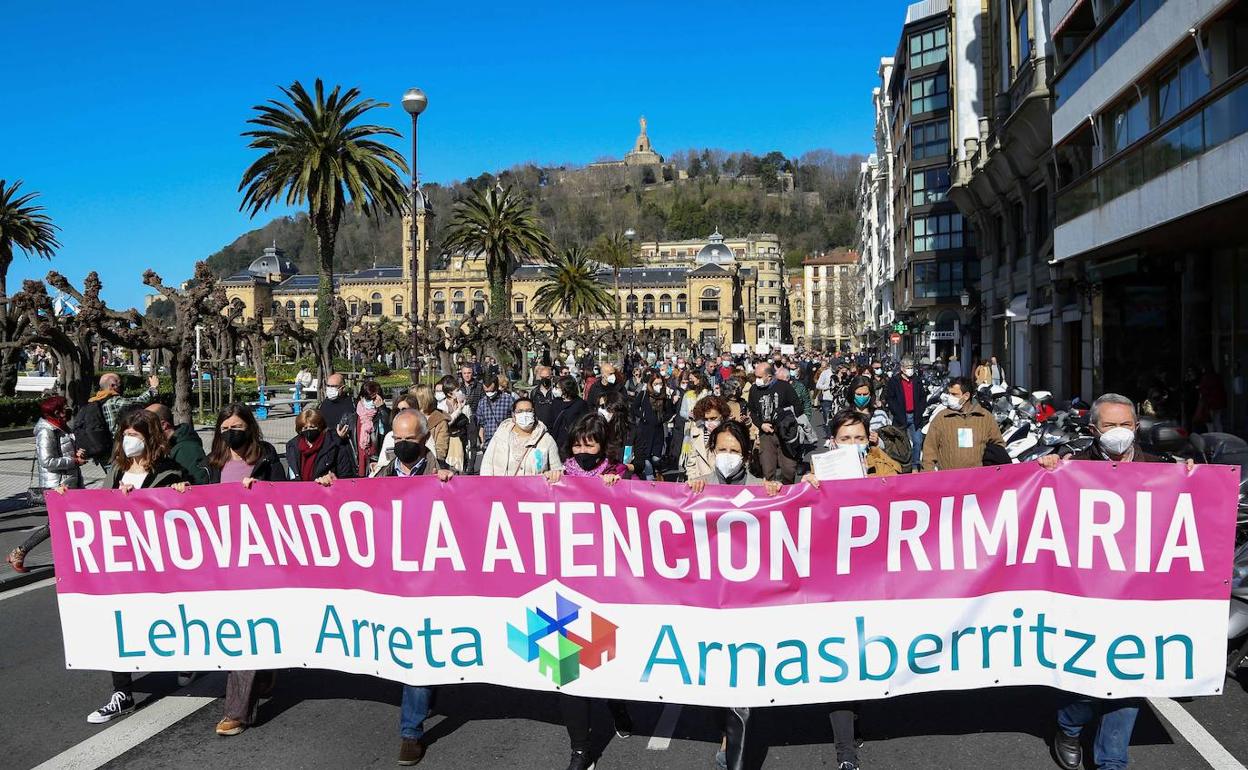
[1056,71,1248,224]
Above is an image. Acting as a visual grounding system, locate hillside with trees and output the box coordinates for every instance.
[205,148,863,277]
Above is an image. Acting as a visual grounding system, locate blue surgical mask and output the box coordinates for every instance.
[853,394,871,408]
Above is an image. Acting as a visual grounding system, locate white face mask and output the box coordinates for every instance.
[551,387,563,398]
[515,412,536,430]
[940,392,963,411]
[324,386,341,400]
[902,368,914,378]
[715,452,744,477]
[122,435,146,458]
[1098,426,1136,456]
[598,407,612,422]
[754,377,767,388]
[703,419,721,433]
[652,382,663,393]
[606,374,617,385]
[435,391,447,402]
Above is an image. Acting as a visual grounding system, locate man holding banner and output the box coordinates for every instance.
[1040,393,1190,770]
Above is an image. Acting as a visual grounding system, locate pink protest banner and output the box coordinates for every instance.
[47,462,1237,707]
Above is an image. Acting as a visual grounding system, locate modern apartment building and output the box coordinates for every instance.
[856,56,899,350]
[885,0,983,362]
[1051,0,1248,429]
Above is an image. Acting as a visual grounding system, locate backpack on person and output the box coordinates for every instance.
[71,399,113,463]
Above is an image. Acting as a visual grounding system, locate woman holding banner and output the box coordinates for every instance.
[543,413,635,770]
[86,409,189,725]
[205,404,286,737]
[685,420,784,770]
[480,396,561,477]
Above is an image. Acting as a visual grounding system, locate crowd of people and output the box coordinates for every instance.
[2,348,1187,770]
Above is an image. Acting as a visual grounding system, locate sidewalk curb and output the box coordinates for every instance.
[0,564,54,592]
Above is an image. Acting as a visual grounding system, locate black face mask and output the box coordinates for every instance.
[394,439,424,465]
[573,452,603,471]
[302,428,322,444]
[224,429,250,450]
[539,378,551,390]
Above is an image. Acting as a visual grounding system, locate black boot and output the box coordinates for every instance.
[1052,730,1082,770]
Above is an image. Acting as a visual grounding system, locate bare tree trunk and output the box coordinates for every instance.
[172,350,194,425]
[0,347,20,396]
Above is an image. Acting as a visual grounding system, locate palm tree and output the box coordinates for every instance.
[589,231,635,328]
[0,180,60,394]
[533,247,614,333]
[239,79,408,380]
[442,185,554,319]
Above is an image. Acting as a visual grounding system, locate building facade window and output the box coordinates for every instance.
[286,300,297,315]
[370,292,383,317]
[626,294,638,314]
[452,290,465,317]
[659,294,672,314]
[432,291,446,316]
[472,291,486,316]
[912,119,949,161]
[514,297,525,316]
[912,213,966,252]
[913,167,951,205]
[910,73,949,115]
[909,26,948,69]
[642,294,655,315]
[394,300,403,317]
[676,293,688,314]
[299,300,310,318]
[700,288,720,314]
[913,259,963,299]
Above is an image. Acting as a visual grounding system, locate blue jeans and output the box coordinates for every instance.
[905,416,924,471]
[1057,697,1140,770]
[399,685,433,740]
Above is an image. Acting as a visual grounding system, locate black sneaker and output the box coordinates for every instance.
[87,691,135,724]
[612,707,634,739]
[566,749,595,770]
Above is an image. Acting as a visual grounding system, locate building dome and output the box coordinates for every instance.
[695,230,734,264]
[247,243,297,278]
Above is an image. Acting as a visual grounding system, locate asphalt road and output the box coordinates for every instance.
[3,577,1248,770]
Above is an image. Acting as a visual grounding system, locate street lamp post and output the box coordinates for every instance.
[402,87,428,384]
[622,228,636,331]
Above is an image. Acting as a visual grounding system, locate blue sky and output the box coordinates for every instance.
[5,0,913,308]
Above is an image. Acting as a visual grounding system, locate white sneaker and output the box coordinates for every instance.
[87,691,135,724]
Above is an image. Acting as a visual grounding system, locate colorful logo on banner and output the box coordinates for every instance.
[507,590,619,686]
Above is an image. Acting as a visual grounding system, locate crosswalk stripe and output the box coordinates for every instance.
[1149,696,1247,770]
[30,678,219,770]
[646,703,682,750]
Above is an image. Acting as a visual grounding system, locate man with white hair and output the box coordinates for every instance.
[92,372,159,435]
[1038,392,1190,770]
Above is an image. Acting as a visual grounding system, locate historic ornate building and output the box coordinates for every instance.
[221,225,790,351]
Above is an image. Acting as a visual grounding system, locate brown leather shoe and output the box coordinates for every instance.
[397,738,426,766]
[215,718,246,736]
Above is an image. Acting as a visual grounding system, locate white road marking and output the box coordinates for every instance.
[646,703,683,750]
[0,576,55,601]
[30,678,219,770]
[1148,696,1247,770]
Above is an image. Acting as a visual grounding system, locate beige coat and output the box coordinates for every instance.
[480,419,561,477]
[921,404,1004,471]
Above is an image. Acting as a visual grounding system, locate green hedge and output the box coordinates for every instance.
[0,397,44,429]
